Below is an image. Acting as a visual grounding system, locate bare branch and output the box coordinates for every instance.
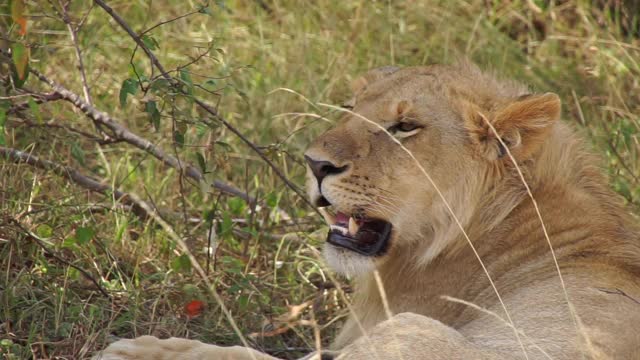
[25,68,254,204]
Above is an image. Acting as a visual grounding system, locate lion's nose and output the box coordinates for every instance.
[304,155,348,185]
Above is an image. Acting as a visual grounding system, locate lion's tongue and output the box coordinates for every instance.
[335,212,350,225]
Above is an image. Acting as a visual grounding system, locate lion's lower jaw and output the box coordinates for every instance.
[323,243,376,277]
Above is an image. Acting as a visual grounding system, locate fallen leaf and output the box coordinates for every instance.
[184,300,205,318]
[16,18,27,36]
[11,0,27,36]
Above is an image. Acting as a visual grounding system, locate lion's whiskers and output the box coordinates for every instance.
[367,201,401,218]
[371,192,403,211]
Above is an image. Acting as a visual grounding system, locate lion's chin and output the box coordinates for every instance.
[323,243,376,277]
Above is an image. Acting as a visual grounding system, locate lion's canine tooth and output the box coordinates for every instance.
[318,207,336,225]
[348,217,359,235]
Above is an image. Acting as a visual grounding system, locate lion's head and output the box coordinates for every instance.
[305,63,562,276]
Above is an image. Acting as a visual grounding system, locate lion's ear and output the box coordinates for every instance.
[346,67,400,108]
[465,93,561,161]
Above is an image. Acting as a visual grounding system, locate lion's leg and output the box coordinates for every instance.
[94,335,281,360]
[336,313,507,360]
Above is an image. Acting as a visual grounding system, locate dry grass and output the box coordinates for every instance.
[1,1,639,359]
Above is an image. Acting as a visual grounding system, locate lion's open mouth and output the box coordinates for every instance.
[318,208,392,256]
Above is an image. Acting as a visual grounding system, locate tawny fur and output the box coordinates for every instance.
[96,63,640,360]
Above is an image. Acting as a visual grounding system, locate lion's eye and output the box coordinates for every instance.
[397,122,419,132]
[388,122,422,139]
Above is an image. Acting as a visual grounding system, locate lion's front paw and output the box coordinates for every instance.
[93,335,279,360]
[93,336,198,360]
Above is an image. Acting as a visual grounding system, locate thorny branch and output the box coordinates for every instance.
[7,91,63,114]
[93,0,318,212]
[85,4,319,353]
[94,0,172,82]
[8,117,120,145]
[59,0,93,105]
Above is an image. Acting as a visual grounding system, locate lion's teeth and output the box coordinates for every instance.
[348,217,359,235]
[330,224,348,235]
[318,207,336,225]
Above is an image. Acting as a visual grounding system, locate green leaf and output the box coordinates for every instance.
[228,197,245,216]
[220,212,233,236]
[173,120,187,147]
[145,100,161,129]
[11,42,29,87]
[265,192,280,208]
[179,69,193,96]
[62,237,77,248]
[215,0,231,13]
[150,78,170,93]
[171,254,191,273]
[27,97,42,123]
[115,221,128,242]
[235,88,249,103]
[195,152,206,173]
[203,208,216,224]
[141,35,159,50]
[173,131,185,147]
[238,294,250,311]
[71,142,85,166]
[198,4,213,15]
[182,283,200,298]
[0,338,13,347]
[202,79,217,92]
[75,227,95,244]
[220,256,243,274]
[119,78,139,108]
[128,62,148,81]
[215,140,233,151]
[36,224,53,238]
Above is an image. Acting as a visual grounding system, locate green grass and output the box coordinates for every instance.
[1,1,639,359]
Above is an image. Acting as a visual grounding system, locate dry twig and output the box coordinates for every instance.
[3,215,111,299]
[1,146,156,221]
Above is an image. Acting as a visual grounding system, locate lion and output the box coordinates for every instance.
[96,63,640,360]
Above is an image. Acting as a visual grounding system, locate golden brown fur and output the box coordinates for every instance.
[96,64,640,360]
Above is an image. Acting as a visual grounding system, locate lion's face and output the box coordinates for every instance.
[305,65,561,276]
[304,66,475,276]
